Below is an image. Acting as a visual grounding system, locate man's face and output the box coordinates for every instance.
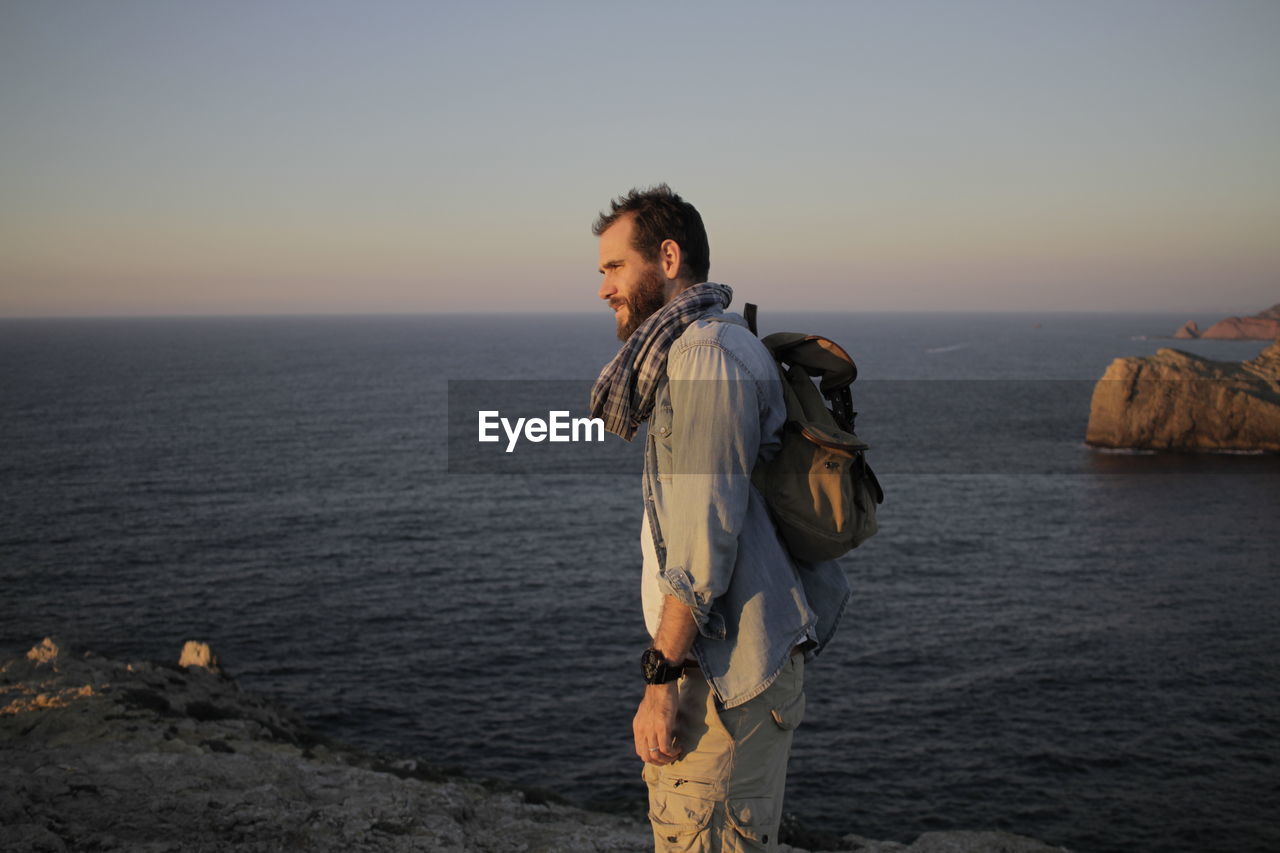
[597,214,666,341]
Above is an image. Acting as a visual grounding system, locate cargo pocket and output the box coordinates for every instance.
[647,789,714,852]
[769,689,806,731]
[726,797,778,852]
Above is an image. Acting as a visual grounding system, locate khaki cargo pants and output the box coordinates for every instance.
[643,651,806,852]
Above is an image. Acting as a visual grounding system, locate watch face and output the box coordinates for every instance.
[641,648,681,684]
[641,648,663,682]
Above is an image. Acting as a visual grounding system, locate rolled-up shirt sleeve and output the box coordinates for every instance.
[656,339,762,638]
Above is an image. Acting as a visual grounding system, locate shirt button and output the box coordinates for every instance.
[658,426,670,436]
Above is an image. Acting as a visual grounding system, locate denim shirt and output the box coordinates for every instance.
[642,306,851,709]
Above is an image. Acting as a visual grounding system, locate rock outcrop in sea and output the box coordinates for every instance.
[1,639,1071,852]
[1170,303,1280,340]
[1085,340,1280,452]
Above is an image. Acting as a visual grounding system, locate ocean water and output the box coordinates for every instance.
[2,312,1277,853]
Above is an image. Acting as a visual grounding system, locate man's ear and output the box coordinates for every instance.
[658,238,683,281]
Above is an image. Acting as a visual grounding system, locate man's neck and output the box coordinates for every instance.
[662,278,700,304]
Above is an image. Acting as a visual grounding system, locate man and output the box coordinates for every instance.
[589,185,850,851]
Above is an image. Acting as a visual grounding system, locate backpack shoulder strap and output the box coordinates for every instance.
[704,303,758,335]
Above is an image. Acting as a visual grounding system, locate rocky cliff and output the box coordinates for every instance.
[1085,341,1280,452]
[1,639,1070,853]
[1172,303,1280,340]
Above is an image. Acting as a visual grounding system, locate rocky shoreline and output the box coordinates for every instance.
[2,639,1069,852]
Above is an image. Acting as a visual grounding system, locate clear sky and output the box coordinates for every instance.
[2,0,1277,316]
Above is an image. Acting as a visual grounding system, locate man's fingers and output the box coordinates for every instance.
[640,738,682,764]
[633,689,681,764]
[635,734,682,764]
[656,737,681,758]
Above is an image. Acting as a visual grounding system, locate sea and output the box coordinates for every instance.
[2,311,1277,853]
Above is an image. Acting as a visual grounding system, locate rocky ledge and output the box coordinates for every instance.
[1086,340,1280,452]
[1,639,1069,853]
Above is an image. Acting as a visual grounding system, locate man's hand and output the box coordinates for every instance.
[635,596,697,764]
[633,682,683,765]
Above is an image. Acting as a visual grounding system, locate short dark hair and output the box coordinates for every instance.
[592,184,710,283]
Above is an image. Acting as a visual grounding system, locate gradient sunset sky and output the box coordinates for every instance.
[2,0,1277,316]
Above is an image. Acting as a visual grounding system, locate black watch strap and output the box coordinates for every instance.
[641,648,685,684]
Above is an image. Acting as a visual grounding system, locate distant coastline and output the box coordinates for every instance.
[1166,304,1280,341]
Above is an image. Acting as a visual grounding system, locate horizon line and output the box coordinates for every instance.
[0,307,1270,321]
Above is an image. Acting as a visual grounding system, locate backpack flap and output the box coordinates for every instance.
[776,349,867,451]
[761,333,857,394]
[798,420,869,454]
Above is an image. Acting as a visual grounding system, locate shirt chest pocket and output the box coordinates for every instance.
[651,402,675,481]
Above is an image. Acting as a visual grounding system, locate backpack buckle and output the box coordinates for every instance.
[830,388,856,431]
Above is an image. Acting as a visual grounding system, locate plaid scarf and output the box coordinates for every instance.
[590,281,734,441]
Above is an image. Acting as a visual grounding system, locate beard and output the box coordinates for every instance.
[614,265,667,341]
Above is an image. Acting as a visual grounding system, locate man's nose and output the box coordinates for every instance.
[598,278,615,301]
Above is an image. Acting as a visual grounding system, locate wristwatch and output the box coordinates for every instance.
[641,648,685,685]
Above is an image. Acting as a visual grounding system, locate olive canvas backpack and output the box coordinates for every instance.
[742,303,884,561]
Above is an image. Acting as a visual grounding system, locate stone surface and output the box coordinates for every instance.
[903,831,1069,852]
[25,637,61,664]
[1,639,1071,852]
[1172,320,1200,339]
[1085,340,1280,452]
[805,830,1069,853]
[2,638,653,852]
[179,640,222,673]
[1198,303,1280,340]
